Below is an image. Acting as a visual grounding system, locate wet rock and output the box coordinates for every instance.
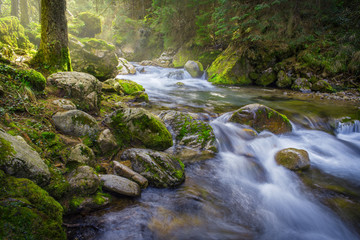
[159,110,217,163]
[100,174,141,197]
[121,148,185,188]
[98,129,118,153]
[276,70,292,88]
[69,37,119,81]
[185,60,204,78]
[104,107,172,151]
[52,99,77,110]
[113,161,148,188]
[117,58,136,75]
[292,78,312,93]
[275,148,310,171]
[68,193,110,214]
[311,80,334,93]
[68,144,96,167]
[0,129,50,186]
[229,104,292,134]
[48,71,102,111]
[52,110,99,138]
[167,70,185,80]
[67,166,100,196]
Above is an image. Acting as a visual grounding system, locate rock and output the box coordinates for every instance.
[67,166,100,196]
[292,78,312,93]
[67,193,110,214]
[229,104,292,134]
[52,99,77,110]
[0,175,66,240]
[159,110,217,163]
[311,80,334,93]
[68,144,96,167]
[275,148,310,171]
[255,68,277,86]
[0,129,50,186]
[48,71,102,111]
[184,60,204,78]
[121,148,185,188]
[117,79,145,95]
[117,58,136,75]
[52,110,99,138]
[176,82,185,87]
[98,129,118,153]
[104,107,173,151]
[70,12,101,38]
[100,174,141,197]
[113,161,148,188]
[276,70,292,88]
[166,70,185,80]
[69,37,119,81]
[102,83,117,93]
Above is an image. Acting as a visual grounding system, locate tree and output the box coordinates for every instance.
[20,0,29,26]
[32,0,72,72]
[11,0,19,17]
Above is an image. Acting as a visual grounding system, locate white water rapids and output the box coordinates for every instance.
[68,65,360,240]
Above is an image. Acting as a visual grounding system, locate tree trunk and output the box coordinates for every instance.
[20,0,29,26]
[33,0,72,72]
[11,0,19,17]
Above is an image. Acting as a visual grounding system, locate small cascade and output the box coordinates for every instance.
[336,120,360,134]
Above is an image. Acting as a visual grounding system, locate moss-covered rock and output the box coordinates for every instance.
[229,104,292,134]
[275,148,310,171]
[292,78,312,93]
[68,143,96,167]
[0,175,66,240]
[67,191,110,214]
[311,79,335,93]
[69,37,119,81]
[276,70,292,88]
[255,68,277,87]
[0,17,33,52]
[117,58,136,75]
[98,129,119,154]
[66,166,100,196]
[121,148,185,188]
[117,79,145,95]
[18,69,46,91]
[184,60,204,78]
[105,107,173,151]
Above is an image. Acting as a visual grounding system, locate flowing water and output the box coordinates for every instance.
[67,65,360,240]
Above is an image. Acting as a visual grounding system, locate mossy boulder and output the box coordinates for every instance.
[68,144,96,167]
[255,68,277,86]
[207,44,252,85]
[0,17,33,53]
[0,174,66,240]
[117,79,145,95]
[48,71,102,112]
[0,129,50,186]
[184,60,204,78]
[276,70,292,88]
[100,174,141,197]
[159,110,217,163]
[98,129,119,153]
[69,37,119,81]
[117,58,136,75]
[229,104,292,134]
[18,69,46,91]
[311,80,335,93]
[66,166,101,196]
[121,148,185,188]
[105,107,173,151]
[275,148,310,171]
[292,78,312,93]
[52,99,77,110]
[67,192,110,214]
[52,110,100,138]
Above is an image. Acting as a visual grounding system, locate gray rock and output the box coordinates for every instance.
[68,144,96,167]
[0,130,50,186]
[113,161,148,188]
[276,70,292,88]
[67,166,100,196]
[117,58,136,75]
[292,78,312,93]
[48,71,102,111]
[52,110,99,137]
[121,148,185,188]
[184,60,204,78]
[100,174,141,197]
[311,80,334,93]
[98,129,119,153]
[166,70,185,80]
[52,99,77,110]
[159,110,217,163]
[275,148,310,171]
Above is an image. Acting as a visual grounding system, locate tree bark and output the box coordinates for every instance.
[20,0,29,26]
[33,0,72,72]
[11,0,19,17]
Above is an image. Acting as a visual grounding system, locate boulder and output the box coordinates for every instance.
[0,129,50,186]
[100,174,141,197]
[166,70,185,80]
[0,175,66,240]
[98,129,119,153]
[67,166,100,196]
[229,104,292,134]
[52,110,99,138]
[103,79,148,102]
[255,68,277,86]
[159,111,217,162]
[292,78,312,93]
[276,70,292,88]
[104,107,173,151]
[69,37,119,81]
[52,99,76,110]
[68,144,96,167]
[275,148,310,171]
[113,161,148,188]
[184,60,204,78]
[116,79,145,95]
[311,80,334,93]
[67,193,110,214]
[48,71,102,111]
[121,148,185,188]
[117,58,136,75]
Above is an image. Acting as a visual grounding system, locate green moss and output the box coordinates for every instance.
[71,114,96,127]
[69,196,85,210]
[255,71,277,86]
[0,16,33,52]
[44,167,70,201]
[117,79,145,95]
[0,136,15,163]
[18,69,46,91]
[93,192,110,205]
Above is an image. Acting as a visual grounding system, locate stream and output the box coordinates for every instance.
[67,65,360,240]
